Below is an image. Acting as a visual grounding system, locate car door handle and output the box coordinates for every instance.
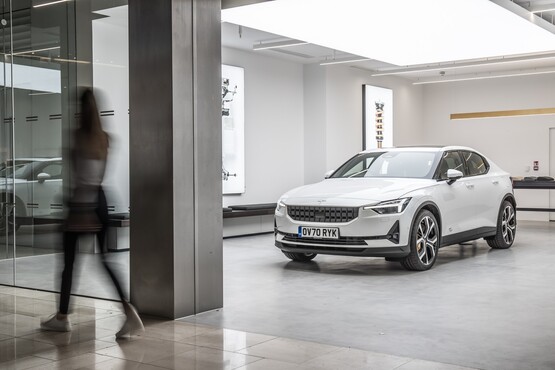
[492,180,499,185]
[465,183,474,189]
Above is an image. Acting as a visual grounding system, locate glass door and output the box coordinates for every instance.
[11,1,68,291]
[0,1,15,286]
[0,0,130,298]
[0,1,69,290]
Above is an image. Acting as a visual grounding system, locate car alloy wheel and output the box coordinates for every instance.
[501,204,516,245]
[416,215,438,266]
[402,210,439,271]
[0,204,13,233]
[486,200,516,250]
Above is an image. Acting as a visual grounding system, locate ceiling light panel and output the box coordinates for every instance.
[222,0,555,66]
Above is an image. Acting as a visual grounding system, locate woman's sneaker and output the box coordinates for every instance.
[40,314,71,332]
[116,301,145,338]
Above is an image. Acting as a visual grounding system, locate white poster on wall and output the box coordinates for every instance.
[363,85,393,150]
[222,64,245,194]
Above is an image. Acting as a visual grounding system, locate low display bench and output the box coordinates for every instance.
[512,180,555,212]
[16,212,129,253]
[106,212,130,251]
[223,203,276,237]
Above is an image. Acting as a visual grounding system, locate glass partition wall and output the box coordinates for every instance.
[0,0,129,300]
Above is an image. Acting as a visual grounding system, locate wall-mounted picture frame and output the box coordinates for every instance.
[362,84,393,150]
[222,64,245,195]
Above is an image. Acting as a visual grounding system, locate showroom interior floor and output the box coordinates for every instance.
[0,221,553,369]
[0,286,475,369]
[182,220,555,370]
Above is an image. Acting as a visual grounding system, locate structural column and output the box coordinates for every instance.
[129,0,222,319]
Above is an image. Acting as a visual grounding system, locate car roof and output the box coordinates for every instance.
[359,146,477,154]
[11,157,62,162]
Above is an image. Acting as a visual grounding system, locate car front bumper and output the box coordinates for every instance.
[274,205,413,258]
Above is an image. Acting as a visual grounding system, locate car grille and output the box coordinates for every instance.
[287,206,359,223]
[282,233,368,246]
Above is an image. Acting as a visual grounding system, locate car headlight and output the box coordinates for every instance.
[363,198,411,214]
[276,200,287,213]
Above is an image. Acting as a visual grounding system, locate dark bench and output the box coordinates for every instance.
[223,203,276,237]
[107,212,130,227]
[513,180,555,212]
[17,212,130,227]
[223,203,276,218]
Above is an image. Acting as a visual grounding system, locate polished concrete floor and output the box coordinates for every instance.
[0,221,554,369]
[181,221,555,370]
[0,286,475,369]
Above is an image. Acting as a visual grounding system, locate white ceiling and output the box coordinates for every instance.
[221,0,555,84]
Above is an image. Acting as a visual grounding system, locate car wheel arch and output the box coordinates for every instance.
[411,201,442,239]
[502,193,516,210]
[0,193,27,218]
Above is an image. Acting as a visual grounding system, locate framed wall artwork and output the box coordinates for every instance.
[222,64,245,194]
[362,84,393,150]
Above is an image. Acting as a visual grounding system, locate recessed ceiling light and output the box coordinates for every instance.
[252,39,308,50]
[33,0,70,8]
[412,68,555,84]
[372,51,555,76]
[320,57,371,66]
[222,0,555,66]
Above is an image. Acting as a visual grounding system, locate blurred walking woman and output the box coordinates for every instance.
[41,88,143,338]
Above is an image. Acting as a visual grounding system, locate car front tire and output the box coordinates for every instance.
[401,210,439,271]
[485,200,516,249]
[282,251,317,262]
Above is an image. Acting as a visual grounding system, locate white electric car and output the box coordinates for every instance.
[0,158,63,232]
[274,146,516,271]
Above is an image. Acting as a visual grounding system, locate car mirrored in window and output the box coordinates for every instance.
[463,151,489,176]
[436,151,465,180]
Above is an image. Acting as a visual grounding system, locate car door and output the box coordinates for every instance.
[31,161,63,217]
[433,150,476,237]
[460,150,497,229]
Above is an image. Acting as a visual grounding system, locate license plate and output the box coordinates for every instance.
[298,226,339,239]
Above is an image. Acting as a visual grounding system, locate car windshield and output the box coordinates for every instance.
[331,151,439,179]
[0,163,30,179]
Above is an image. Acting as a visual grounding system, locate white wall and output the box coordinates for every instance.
[14,90,62,159]
[222,48,427,202]
[304,65,425,183]
[93,7,130,213]
[303,64,327,184]
[222,47,305,206]
[422,74,555,221]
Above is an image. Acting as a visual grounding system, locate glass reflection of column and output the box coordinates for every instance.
[0,2,15,285]
[375,102,384,149]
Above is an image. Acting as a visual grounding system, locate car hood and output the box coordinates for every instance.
[0,178,27,186]
[281,178,435,207]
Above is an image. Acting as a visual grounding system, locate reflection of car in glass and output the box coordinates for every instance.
[0,158,63,232]
[275,147,517,271]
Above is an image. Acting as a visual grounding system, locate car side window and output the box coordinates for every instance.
[436,151,465,180]
[462,151,488,176]
[37,163,63,180]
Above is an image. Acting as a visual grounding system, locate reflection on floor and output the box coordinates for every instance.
[0,225,62,260]
[0,252,129,300]
[0,286,475,369]
[182,221,555,370]
[2,221,555,369]
[0,223,128,300]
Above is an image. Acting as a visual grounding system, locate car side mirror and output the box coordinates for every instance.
[37,172,51,183]
[324,170,334,179]
[446,169,463,185]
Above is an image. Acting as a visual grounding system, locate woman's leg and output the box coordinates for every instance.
[59,231,78,315]
[96,188,125,301]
